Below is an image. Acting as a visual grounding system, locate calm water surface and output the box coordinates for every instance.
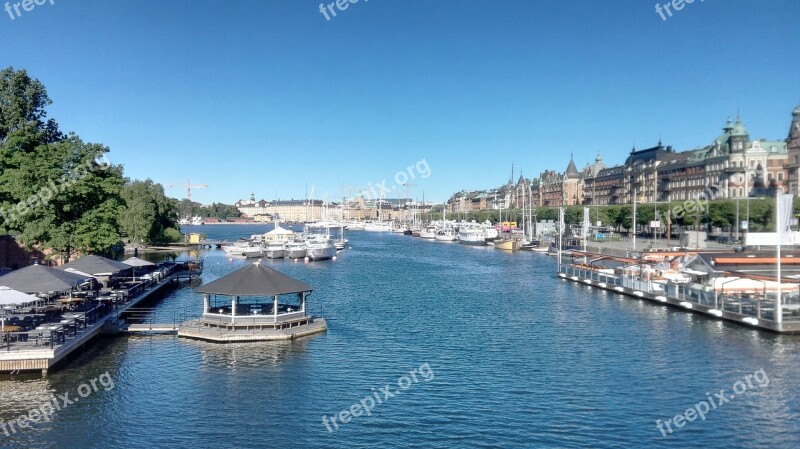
[1,225,798,448]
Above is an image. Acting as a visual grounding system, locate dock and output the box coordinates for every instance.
[557,252,800,334]
[0,264,202,375]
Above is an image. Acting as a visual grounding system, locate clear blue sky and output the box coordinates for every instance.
[2,0,798,204]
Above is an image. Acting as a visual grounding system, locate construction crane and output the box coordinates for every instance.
[169,179,208,203]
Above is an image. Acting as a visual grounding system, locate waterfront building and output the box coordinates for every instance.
[785,106,800,195]
[623,143,671,203]
[537,156,584,207]
[235,194,270,217]
[178,261,327,342]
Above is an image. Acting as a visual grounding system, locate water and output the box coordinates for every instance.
[1,228,798,448]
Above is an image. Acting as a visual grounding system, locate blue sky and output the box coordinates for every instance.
[1,0,798,204]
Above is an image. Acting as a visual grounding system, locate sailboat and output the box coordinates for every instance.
[493,194,518,251]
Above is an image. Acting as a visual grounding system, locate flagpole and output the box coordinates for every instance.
[777,192,783,325]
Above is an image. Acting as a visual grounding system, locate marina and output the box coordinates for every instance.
[1,229,798,448]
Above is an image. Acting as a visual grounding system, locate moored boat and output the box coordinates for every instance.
[264,242,286,259]
[286,241,307,259]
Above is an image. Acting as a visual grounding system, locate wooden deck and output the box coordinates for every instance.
[0,270,198,374]
[177,318,327,342]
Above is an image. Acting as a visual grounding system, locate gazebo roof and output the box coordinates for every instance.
[0,264,92,293]
[196,262,312,296]
[60,255,131,275]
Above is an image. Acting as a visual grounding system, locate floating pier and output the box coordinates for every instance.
[557,252,800,334]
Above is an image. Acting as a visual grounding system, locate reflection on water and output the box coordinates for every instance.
[0,229,798,448]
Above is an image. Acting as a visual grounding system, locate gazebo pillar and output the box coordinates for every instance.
[203,294,210,314]
[231,296,237,324]
[273,295,279,321]
[301,292,306,315]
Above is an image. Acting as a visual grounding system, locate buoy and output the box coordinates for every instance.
[304,257,309,263]
[349,246,353,249]
[332,256,337,261]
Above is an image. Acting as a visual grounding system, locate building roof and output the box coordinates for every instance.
[0,264,92,293]
[625,142,670,166]
[60,255,131,276]
[565,157,580,178]
[196,262,313,296]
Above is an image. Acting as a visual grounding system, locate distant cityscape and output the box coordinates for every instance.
[446,105,800,213]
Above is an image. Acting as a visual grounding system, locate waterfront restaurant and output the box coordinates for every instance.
[177,261,327,342]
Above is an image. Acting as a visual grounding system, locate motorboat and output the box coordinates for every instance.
[264,242,286,259]
[306,236,337,261]
[458,227,486,246]
[286,241,307,259]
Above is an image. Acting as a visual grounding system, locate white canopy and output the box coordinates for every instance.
[0,286,40,306]
[63,267,100,279]
[122,257,155,267]
[712,277,799,293]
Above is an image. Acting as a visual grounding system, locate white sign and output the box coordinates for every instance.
[745,232,800,246]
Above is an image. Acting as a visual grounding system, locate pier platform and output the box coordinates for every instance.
[0,266,201,374]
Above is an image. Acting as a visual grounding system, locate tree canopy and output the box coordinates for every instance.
[0,67,180,261]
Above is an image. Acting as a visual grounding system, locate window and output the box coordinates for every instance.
[779,173,784,181]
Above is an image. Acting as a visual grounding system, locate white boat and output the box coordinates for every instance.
[434,229,458,241]
[306,236,337,261]
[222,241,262,257]
[346,221,365,231]
[458,227,486,246]
[364,221,393,232]
[420,226,436,239]
[264,242,286,259]
[482,221,499,241]
[286,241,307,259]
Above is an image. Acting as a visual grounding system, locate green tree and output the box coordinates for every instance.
[120,179,181,245]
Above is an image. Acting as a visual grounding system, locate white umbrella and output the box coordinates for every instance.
[0,286,40,330]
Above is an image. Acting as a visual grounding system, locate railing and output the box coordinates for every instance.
[557,263,800,324]
[121,307,190,330]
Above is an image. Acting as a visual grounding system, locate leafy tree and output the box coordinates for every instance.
[120,179,181,245]
[0,67,126,261]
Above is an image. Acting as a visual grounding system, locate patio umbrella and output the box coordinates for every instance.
[122,257,156,282]
[0,286,39,330]
[0,264,92,294]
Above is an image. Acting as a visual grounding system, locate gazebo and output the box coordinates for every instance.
[178,261,327,342]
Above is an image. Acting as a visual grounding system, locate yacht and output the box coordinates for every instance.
[305,236,337,261]
[222,240,263,257]
[482,221,499,241]
[458,227,487,246]
[264,241,286,259]
[286,241,307,259]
